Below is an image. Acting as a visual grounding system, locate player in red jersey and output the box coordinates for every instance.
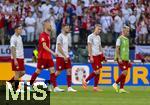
[55,24,77,92]
[82,24,106,92]
[29,20,64,92]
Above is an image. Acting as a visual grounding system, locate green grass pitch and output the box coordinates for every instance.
[50,86,150,105]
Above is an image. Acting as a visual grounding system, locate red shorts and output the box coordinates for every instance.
[56,57,72,71]
[37,59,54,69]
[118,60,132,71]
[11,59,25,71]
[90,54,104,70]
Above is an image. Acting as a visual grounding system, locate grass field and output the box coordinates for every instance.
[50,86,150,105]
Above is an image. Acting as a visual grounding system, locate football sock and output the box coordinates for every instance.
[120,74,126,89]
[86,72,96,82]
[67,75,71,87]
[116,73,124,84]
[94,74,100,87]
[50,73,57,88]
[30,72,38,85]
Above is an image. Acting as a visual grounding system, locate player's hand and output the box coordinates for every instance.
[14,59,18,66]
[90,56,94,63]
[64,56,68,62]
[54,53,58,57]
[118,58,122,63]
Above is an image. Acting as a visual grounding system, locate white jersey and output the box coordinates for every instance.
[56,33,69,58]
[10,34,24,59]
[87,33,102,56]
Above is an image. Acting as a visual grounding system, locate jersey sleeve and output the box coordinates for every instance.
[87,35,92,44]
[10,37,16,47]
[56,35,63,45]
[39,34,46,44]
[116,38,121,46]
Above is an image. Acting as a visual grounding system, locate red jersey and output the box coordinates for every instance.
[38,32,52,59]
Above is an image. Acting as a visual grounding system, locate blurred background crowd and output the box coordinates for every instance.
[0,0,150,62]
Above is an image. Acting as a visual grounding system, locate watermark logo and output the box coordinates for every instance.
[6,81,48,101]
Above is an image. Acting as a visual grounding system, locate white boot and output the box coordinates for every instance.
[54,87,65,92]
[68,87,77,92]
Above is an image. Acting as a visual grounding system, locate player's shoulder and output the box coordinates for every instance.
[57,33,63,38]
[39,32,46,37]
[10,34,16,40]
[88,33,94,38]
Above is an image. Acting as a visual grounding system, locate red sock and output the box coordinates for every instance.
[50,73,57,88]
[8,77,15,83]
[94,74,100,87]
[116,73,124,84]
[120,74,126,89]
[67,75,71,87]
[86,72,96,82]
[30,72,38,85]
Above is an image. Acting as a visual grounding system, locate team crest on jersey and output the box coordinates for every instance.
[42,38,45,41]
[97,65,99,69]
[59,66,62,69]
[41,65,44,68]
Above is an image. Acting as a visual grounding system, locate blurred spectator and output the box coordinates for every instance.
[46,8,57,39]
[25,11,36,42]
[136,15,148,44]
[90,1,100,14]
[0,8,5,45]
[128,10,136,43]
[122,4,133,24]
[64,0,76,19]
[100,12,113,44]
[35,11,43,41]
[76,0,84,19]
[39,0,52,18]
[0,0,149,47]
[113,12,124,43]
[53,1,64,18]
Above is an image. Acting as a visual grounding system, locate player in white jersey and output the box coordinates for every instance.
[55,24,77,92]
[7,25,25,91]
[82,24,106,92]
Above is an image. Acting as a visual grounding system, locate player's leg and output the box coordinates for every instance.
[119,70,128,93]
[82,56,100,89]
[82,70,96,89]
[14,71,20,91]
[49,67,64,92]
[30,69,41,85]
[93,69,103,92]
[112,69,128,93]
[66,68,77,92]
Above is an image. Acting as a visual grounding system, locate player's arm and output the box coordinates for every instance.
[57,43,67,60]
[116,38,122,62]
[88,42,94,63]
[42,42,57,57]
[11,46,18,66]
[10,38,18,66]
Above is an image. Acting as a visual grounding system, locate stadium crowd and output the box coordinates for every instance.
[0,0,150,46]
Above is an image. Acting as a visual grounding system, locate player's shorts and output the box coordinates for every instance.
[90,54,104,70]
[37,58,54,69]
[117,60,132,71]
[56,57,72,71]
[11,58,25,71]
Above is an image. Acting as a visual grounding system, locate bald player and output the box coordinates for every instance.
[29,20,64,92]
